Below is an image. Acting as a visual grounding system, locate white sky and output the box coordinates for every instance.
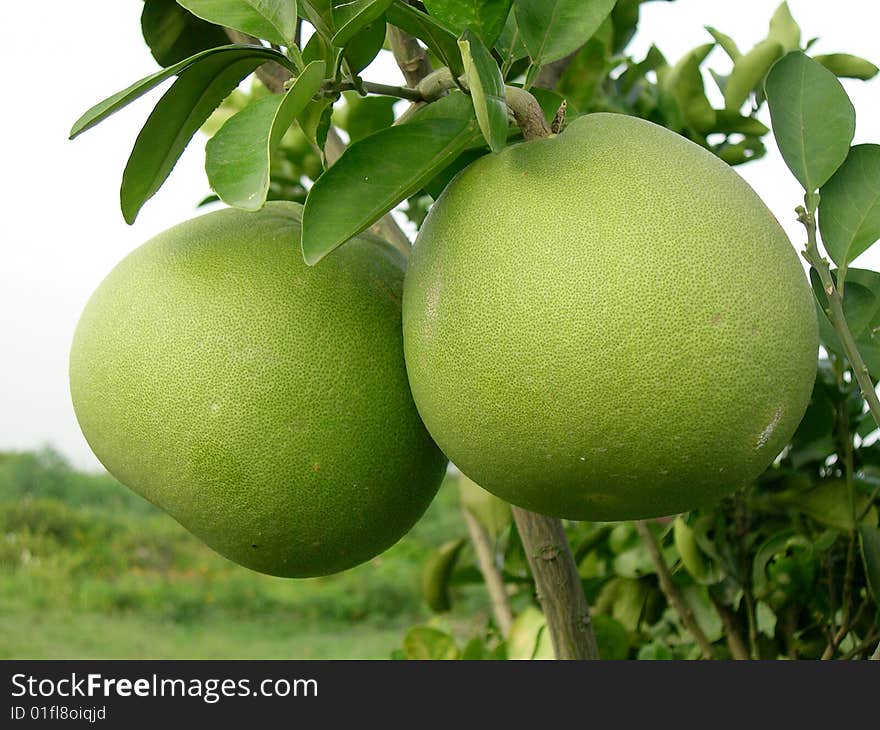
[1,1,878,471]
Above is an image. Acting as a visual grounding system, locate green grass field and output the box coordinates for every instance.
[0,449,487,659]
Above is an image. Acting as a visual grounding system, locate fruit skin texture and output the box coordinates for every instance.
[70,202,447,577]
[403,112,818,521]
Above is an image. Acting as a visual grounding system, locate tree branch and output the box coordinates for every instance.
[388,26,433,88]
[534,51,578,90]
[461,508,514,636]
[635,520,717,660]
[505,86,552,141]
[709,590,749,660]
[510,507,599,659]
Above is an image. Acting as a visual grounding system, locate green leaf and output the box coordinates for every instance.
[402,627,460,659]
[178,0,298,47]
[494,8,528,68]
[302,115,478,264]
[724,39,783,111]
[459,29,508,153]
[458,475,511,539]
[673,516,709,581]
[121,53,279,223]
[421,537,467,612]
[705,26,740,61]
[336,92,397,143]
[206,61,325,210]
[859,524,880,602]
[506,607,554,659]
[765,51,856,194]
[768,2,801,52]
[712,110,769,137]
[592,615,629,660]
[814,53,879,81]
[666,43,716,134]
[514,0,617,66]
[386,1,464,74]
[69,45,291,139]
[771,478,876,531]
[343,17,387,72]
[819,145,880,269]
[331,0,393,47]
[424,0,512,46]
[141,0,228,67]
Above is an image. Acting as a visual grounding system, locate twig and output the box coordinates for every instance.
[871,640,880,660]
[838,628,880,660]
[635,520,717,660]
[461,508,514,636]
[709,590,749,660]
[511,507,599,659]
[799,203,880,429]
[821,594,867,660]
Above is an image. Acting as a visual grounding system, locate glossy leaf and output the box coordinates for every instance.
[768,2,801,52]
[141,0,228,67]
[819,145,880,268]
[206,61,325,210]
[814,53,880,81]
[514,0,617,65]
[459,29,508,153]
[302,115,478,264]
[859,524,880,602]
[386,1,464,74]
[421,538,466,612]
[178,0,298,47]
[705,26,740,61]
[724,39,783,111]
[121,54,276,223]
[423,0,512,46]
[69,45,292,139]
[765,52,856,194]
[331,0,393,47]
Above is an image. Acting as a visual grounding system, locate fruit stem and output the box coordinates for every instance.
[799,202,880,429]
[635,520,717,660]
[505,86,554,141]
[510,507,599,659]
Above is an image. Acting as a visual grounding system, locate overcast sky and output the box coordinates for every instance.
[1,1,878,471]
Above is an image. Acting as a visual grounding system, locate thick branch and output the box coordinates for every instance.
[511,507,599,659]
[505,86,552,141]
[635,520,717,660]
[461,508,514,636]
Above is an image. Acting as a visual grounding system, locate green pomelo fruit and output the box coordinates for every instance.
[70,202,447,577]
[402,113,818,521]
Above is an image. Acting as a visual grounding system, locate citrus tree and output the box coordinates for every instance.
[69,1,880,659]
